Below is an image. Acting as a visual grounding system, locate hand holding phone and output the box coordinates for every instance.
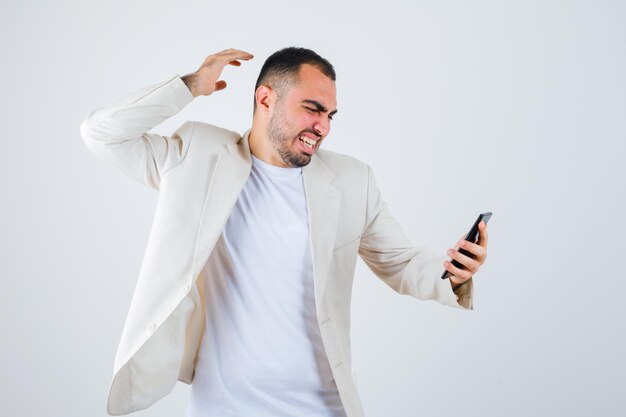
[441,212,492,280]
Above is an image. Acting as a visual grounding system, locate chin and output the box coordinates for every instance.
[291,155,312,167]
[284,142,316,167]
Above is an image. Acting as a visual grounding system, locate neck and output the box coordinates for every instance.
[248,123,289,168]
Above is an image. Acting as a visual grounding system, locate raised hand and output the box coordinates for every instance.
[181,48,254,98]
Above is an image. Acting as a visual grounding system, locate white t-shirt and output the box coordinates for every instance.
[186,155,346,417]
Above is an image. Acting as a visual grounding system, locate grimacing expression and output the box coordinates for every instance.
[266,64,337,167]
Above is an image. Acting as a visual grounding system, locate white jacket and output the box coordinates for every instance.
[80,74,473,416]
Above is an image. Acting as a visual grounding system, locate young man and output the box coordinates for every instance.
[81,47,488,417]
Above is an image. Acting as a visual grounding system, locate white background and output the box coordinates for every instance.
[1,0,624,416]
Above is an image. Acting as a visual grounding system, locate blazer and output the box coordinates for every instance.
[80,74,473,417]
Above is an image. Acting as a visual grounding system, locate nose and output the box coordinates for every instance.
[313,117,330,138]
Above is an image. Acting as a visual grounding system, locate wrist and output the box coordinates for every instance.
[181,73,200,98]
[450,278,464,291]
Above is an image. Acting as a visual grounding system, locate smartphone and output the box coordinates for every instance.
[441,212,493,279]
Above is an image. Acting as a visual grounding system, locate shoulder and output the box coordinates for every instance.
[313,148,374,199]
[314,148,370,178]
[173,121,242,145]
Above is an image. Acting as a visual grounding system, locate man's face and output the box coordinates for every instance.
[266,64,338,167]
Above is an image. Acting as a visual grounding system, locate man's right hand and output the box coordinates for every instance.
[181,49,254,98]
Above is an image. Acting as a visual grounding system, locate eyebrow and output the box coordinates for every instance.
[302,99,338,117]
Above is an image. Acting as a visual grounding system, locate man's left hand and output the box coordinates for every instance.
[443,221,489,289]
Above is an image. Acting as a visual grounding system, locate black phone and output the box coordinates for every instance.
[441,212,492,279]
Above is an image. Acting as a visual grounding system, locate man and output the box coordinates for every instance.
[80,47,488,417]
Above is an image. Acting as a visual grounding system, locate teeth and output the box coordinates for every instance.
[299,136,315,149]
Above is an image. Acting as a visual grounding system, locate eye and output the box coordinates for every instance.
[304,106,334,121]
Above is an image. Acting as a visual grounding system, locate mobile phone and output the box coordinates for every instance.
[441,212,492,279]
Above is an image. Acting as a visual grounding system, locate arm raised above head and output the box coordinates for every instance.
[80,75,195,190]
[80,49,254,189]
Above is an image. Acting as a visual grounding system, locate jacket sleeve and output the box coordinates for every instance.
[358,164,473,310]
[79,74,195,190]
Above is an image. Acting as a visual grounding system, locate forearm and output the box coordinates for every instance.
[80,75,194,147]
[359,165,474,310]
[79,75,195,189]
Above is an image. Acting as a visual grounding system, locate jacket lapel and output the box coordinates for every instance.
[190,129,341,311]
[190,129,252,279]
[303,155,340,310]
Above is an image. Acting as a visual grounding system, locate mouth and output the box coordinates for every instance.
[297,134,320,155]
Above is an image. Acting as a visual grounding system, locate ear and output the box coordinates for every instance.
[255,85,274,114]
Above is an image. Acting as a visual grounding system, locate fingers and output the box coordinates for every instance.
[447,246,479,273]
[446,223,489,284]
[214,80,227,91]
[458,237,487,261]
[201,49,254,69]
[443,259,472,282]
[478,221,489,247]
[187,49,253,97]
[217,48,254,61]
[452,233,465,251]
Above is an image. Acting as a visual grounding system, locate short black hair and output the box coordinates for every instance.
[253,47,336,112]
